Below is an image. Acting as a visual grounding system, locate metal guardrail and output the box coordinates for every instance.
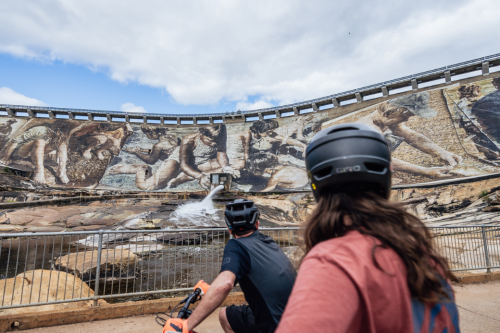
[0,228,299,310]
[0,53,499,122]
[0,226,499,310]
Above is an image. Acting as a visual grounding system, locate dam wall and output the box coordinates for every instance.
[0,73,499,192]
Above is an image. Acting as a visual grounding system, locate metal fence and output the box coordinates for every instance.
[0,226,499,310]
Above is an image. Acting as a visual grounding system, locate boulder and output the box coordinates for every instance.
[0,270,106,315]
[54,249,137,283]
[157,232,211,245]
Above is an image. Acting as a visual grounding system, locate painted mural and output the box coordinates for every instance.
[99,114,328,192]
[322,77,500,185]
[0,119,132,188]
[0,75,499,192]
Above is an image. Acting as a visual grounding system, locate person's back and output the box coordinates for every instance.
[222,230,296,333]
[276,123,460,333]
[279,230,458,332]
[163,199,296,333]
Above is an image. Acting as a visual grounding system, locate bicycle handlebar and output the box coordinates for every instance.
[177,288,202,319]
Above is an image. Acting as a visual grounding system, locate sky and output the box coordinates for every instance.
[0,0,499,115]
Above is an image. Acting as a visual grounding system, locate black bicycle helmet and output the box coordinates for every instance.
[224,199,260,232]
[305,123,391,200]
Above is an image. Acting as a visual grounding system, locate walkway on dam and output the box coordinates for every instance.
[23,280,500,333]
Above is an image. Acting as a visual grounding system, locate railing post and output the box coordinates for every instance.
[93,230,104,306]
[481,226,491,273]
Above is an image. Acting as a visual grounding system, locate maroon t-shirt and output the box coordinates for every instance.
[276,231,459,333]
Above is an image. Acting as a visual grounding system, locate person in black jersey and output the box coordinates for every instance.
[167,199,296,333]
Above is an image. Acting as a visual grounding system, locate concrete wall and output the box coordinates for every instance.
[0,73,499,192]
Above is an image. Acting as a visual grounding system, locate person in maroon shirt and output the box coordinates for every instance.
[276,123,460,333]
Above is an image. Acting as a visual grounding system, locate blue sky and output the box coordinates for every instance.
[0,0,499,115]
[0,53,241,114]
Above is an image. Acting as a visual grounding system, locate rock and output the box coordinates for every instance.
[115,243,165,254]
[483,206,500,212]
[489,200,500,206]
[157,232,210,245]
[54,249,137,283]
[0,270,106,315]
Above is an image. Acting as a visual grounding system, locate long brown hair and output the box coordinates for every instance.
[303,191,457,303]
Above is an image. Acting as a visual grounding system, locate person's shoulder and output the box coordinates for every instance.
[304,231,376,263]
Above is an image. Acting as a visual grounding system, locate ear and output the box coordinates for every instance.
[255,220,260,230]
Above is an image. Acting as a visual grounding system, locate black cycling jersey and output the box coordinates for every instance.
[220,230,296,333]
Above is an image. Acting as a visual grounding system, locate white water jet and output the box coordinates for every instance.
[169,185,225,227]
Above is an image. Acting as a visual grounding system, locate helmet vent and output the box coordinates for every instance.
[314,167,332,180]
[364,162,386,173]
[328,127,358,135]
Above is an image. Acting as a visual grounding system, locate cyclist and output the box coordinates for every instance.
[276,123,460,332]
[165,199,296,333]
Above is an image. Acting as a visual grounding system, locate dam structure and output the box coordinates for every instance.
[0,53,499,194]
[1,55,500,332]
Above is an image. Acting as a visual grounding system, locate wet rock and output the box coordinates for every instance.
[77,232,132,248]
[115,243,165,254]
[157,232,210,245]
[54,249,137,283]
[0,270,106,315]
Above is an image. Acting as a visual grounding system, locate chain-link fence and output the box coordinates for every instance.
[0,226,499,310]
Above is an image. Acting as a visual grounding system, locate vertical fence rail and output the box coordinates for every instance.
[93,230,104,306]
[481,226,491,273]
[0,226,499,310]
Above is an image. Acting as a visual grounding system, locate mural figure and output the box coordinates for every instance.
[0,120,130,186]
[226,115,315,172]
[470,77,500,150]
[109,126,182,190]
[0,124,70,184]
[175,125,239,189]
[0,119,18,149]
[82,127,127,160]
[246,152,309,192]
[355,92,463,179]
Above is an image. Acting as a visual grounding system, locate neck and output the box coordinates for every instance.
[234,230,255,239]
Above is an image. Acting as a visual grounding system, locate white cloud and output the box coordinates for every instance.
[0,87,46,106]
[235,99,274,112]
[121,102,146,113]
[0,0,498,111]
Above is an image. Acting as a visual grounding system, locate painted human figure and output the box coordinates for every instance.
[249,119,308,157]
[108,127,181,190]
[355,92,463,179]
[174,125,239,189]
[471,77,500,147]
[246,152,309,192]
[81,127,127,160]
[0,125,68,184]
[0,121,128,185]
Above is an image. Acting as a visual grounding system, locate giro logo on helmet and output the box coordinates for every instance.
[336,165,361,173]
